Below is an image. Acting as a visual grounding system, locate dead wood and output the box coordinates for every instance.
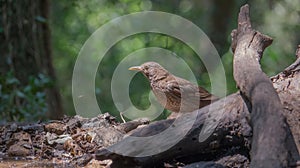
[94,93,251,167]
[93,66,300,167]
[91,4,300,168]
[231,4,291,168]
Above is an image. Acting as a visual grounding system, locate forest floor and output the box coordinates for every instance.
[1,108,299,168]
[0,112,252,168]
[0,113,156,167]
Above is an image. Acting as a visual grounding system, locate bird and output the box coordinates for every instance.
[128,62,219,114]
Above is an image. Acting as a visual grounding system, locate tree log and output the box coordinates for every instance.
[90,4,300,168]
[231,4,290,168]
[94,93,251,167]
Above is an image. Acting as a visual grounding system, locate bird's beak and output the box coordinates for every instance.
[128,66,142,71]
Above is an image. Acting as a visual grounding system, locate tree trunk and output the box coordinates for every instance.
[0,0,63,120]
[209,0,235,55]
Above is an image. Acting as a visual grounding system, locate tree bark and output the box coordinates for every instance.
[93,65,300,167]
[94,93,251,167]
[90,4,300,168]
[0,0,63,120]
[231,5,289,168]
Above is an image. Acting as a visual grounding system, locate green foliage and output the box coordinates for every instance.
[51,1,212,117]
[0,72,52,122]
[249,0,299,75]
[51,0,299,121]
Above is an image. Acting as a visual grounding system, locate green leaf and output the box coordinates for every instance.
[24,85,32,92]
[35,16,47,23]
[6,77,19,85]
[16,91,25,98]
[36,92,45,98]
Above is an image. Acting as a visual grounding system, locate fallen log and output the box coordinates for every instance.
[272,45,300,158]
[89,4,300,168]
[94,93,251,167]
[231,4,290,168]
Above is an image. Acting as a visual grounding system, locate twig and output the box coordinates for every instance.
[120,112,126,123]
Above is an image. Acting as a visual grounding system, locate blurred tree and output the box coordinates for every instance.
[51,0,246,118]
[249,0,299,76]
[50,0,299,121]
[0,0,63,120]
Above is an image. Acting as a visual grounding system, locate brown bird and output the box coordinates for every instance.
[129,62,219,113]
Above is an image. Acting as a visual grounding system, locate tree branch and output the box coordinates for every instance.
[232,4,289,168]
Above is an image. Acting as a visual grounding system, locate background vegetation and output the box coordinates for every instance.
[1,0,299,122]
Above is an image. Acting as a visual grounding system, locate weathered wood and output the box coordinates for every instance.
[231,4,289,168]
[91,68,300,167]
[95,93,251,167]
[282,45,300,76]
[272,46,300,163]
[184,154,250,168]
[90,4,300,168]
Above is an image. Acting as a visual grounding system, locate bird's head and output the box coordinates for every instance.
[129,62,169,80]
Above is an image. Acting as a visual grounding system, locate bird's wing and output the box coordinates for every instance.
[165,77,198,98]
[165,79,182,99]
[166,77,218,102]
